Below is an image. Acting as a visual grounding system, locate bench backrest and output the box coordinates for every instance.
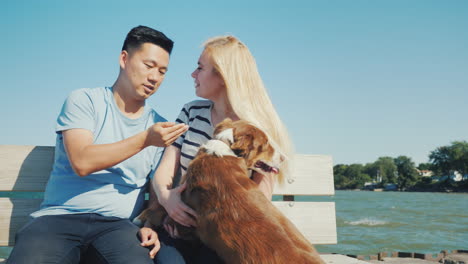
[0,145,336,247]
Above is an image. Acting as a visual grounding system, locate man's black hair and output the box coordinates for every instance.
[122,25,174,54]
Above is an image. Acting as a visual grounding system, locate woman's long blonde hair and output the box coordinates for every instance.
[203,35,294,183]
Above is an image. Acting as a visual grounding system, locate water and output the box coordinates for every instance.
[1,191,467,258]
[314,191,468,255]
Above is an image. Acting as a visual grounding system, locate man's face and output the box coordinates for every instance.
[120,43,170,101]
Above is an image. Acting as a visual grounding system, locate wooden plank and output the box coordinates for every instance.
[0,146,333,196]
[0,198,42,246]
[274,201,337,245]
[0,145,337,248]
[0,145,54,192]
[274,155,335,196]
[0,198,336,247]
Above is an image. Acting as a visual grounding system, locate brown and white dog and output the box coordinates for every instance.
[140,119,324,264]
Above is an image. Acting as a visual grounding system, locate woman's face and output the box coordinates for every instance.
[191,50,225,100]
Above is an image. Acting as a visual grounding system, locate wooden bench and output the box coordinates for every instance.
[0,145,337,262]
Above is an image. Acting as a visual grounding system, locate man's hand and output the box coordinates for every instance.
[146,122,188,147]
[139,227,160,259]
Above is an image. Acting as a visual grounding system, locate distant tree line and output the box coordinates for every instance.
[334,141,468,191]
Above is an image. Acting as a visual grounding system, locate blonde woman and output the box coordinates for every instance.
[152,36,293,263]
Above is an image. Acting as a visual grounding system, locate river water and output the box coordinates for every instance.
[312,190,468,255]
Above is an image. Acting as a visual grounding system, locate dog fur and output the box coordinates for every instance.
[140,119,324,263]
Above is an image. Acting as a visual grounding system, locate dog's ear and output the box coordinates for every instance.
[230,123,254,157]
[215,128,234,145]
[230,134,250,157]
[215,118,233,129]
[231,124,270,156]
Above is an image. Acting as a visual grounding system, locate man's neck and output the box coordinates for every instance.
[112,82,145,119]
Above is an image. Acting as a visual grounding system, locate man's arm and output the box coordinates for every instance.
[63,122,188,177]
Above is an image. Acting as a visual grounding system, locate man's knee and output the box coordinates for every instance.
[9,232,81,264]
[88,230,154,264]
[10,217,82,263]
[14,218,54,251]
[93,244,153,264]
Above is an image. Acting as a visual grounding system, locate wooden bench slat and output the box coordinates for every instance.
[274,155,334,196]
[0,145,54,192]
[0,146,335,196]
[0,198,42,246]
[0,198,337,247]
[274,201,337,244]
[0,145,337,252]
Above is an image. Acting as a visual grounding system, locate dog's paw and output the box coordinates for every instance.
[132,217,144,227]
[132,210,147,227]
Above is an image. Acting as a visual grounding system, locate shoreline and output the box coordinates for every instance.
[321,249,468,264]
[336,188,468,194]
[337,179,468,194]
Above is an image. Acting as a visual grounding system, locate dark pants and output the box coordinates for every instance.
[7,213,185,264]
[157,228,223,264]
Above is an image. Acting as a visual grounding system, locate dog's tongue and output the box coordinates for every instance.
[255,161,280,174]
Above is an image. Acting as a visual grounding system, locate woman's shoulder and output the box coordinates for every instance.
[180,100,213,116]
[176,100,212,123]
[182,99,213,109]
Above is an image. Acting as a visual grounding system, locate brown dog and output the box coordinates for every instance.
[140,119,324,263]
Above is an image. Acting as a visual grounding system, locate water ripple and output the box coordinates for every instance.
[345,218,390,226]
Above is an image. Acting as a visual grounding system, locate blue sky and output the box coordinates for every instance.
[1,0,467,166]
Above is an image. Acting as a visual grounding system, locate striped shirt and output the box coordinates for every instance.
[173,100,214,175]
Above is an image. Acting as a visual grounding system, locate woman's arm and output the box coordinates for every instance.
[152,145,181,194]
[152,145,197,227]
[251,171,275,200]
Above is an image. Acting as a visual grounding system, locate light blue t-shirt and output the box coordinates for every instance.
[31,87,165,220]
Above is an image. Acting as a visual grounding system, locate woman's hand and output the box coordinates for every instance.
[159,182,198,227]
[139,227,160,259]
